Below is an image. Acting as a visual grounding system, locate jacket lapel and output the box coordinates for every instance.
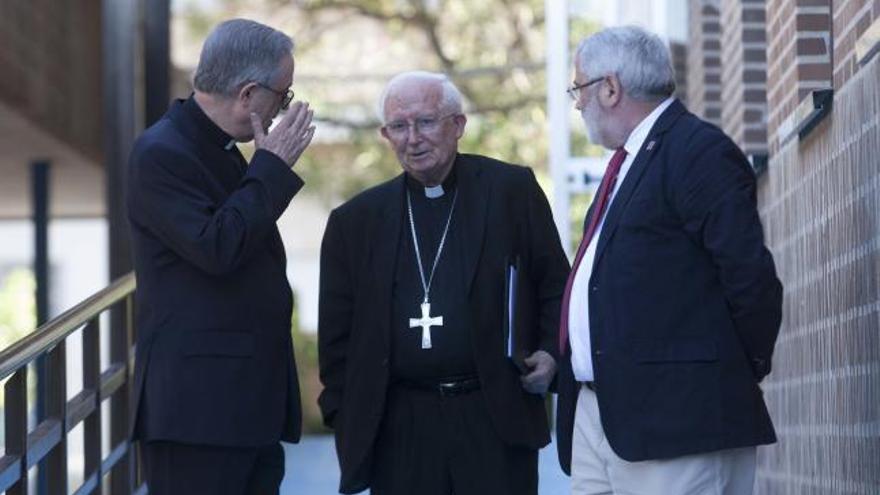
[592,100,686,269]
[454,155,491,294]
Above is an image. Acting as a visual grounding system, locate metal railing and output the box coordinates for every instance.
[0,273,144,494]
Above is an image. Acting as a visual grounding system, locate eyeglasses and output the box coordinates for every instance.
[382,113,460,138]
[566,76,604,101]
[257,82,294,110]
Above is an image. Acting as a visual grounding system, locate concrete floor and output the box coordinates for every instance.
[281,435,570,494]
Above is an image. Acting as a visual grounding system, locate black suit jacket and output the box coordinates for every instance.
[557,100,783,473]
[318,154,570,493]
[127,98,302,447]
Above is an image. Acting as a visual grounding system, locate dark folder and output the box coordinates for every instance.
[504,256,530,374]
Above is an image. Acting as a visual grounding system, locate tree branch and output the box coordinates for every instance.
[314,94,544,131]
[294,0,418,23]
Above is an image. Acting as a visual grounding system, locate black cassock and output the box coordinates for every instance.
[318,154,571,495]
[390,170,474,380]
[127,96,302,492]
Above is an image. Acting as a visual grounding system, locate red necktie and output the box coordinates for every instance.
[558,148,628,355]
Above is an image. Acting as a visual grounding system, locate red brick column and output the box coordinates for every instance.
[720,0,769,156]
[766,0,833,152]
[687,0,723,126]
[833,0,878,88]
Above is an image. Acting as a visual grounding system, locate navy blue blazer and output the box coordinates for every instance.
[127,98,303,447]
[557,100,783,473]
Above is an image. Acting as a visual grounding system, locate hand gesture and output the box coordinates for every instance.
[250,101,315,168]
[520,350,557,395]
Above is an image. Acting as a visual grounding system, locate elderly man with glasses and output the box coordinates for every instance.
[317,71,570,495]
[126,18,314,494]
[556,26,782,495]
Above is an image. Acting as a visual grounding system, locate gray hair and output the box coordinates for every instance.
[193,19,294,97]
[377,71,464,123]
[576,26,675,101]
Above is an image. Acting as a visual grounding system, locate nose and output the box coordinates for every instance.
[406,124,423,142]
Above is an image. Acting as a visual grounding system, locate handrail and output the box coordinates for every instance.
[0,271,142,493]
[0,273,136,380]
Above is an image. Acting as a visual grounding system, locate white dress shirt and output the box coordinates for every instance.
[568,97,675,381]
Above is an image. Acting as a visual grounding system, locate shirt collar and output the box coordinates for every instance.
[405,155,458,199]
[182,94,237,150]
[622,96,676,156]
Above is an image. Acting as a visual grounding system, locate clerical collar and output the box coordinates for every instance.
[405,161,458,199]
[181,95,237,151]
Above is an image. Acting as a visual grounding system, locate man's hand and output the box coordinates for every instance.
[520,350,557,395]
[250,101,315,168]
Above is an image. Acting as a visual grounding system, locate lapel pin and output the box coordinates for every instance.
[645,140,656,151]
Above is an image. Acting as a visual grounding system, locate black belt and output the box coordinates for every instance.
[580,381,597,392]
[396,376,481,397]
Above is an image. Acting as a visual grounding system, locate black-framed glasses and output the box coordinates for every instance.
[257,82,294,110]
[566,76,604,101]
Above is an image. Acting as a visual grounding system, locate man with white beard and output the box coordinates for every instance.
[555,26,783,495]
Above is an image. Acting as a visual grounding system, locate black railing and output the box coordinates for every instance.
[0,273,144,494]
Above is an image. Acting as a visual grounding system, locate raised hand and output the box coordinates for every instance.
[250,101,316,168]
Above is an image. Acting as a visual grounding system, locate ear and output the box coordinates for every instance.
[379,126,392,141]
[600,74,623,109]
[453,114,467,139]
[237,82,259,109]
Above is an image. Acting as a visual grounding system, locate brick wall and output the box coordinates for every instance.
[0,0,103,160]
[684,1,880,492]
[720,0,769,155]
[755,52,880,495]
[687,0,723,125]
[755,1,880,493]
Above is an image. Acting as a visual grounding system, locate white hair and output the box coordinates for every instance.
[376,71,464,123]
[576,26,676,102]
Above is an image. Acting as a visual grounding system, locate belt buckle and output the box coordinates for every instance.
[438,381,461,397]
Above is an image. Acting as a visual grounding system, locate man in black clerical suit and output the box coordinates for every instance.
[318,71,570,495]
[126,19,315,494]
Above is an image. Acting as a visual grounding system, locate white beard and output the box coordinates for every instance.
[580,107,602,146]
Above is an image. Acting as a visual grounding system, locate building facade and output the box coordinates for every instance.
[687,1,880,493]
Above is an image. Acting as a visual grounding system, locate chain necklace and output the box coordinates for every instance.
[406,187,458,349]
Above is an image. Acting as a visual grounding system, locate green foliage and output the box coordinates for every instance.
[0,268,37,410]
[174,0,554,203]
[0,269,36,350]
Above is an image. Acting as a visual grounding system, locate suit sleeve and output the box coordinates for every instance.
[317,209,352,428]
[672,135,783,380]
[524,168,571,361]
[128,144,302,276]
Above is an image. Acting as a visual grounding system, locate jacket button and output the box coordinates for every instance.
[593,349,603,356]
[591,285,598,292]
[381,358,389,367]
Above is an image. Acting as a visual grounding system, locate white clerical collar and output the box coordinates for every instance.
[424,184,445,198]
[623,96,675,156]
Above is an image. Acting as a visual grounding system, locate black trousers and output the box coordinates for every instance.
[140,441,285,495]
[370,385,538,495]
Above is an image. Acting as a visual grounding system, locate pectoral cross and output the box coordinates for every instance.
[409,301,443,349]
